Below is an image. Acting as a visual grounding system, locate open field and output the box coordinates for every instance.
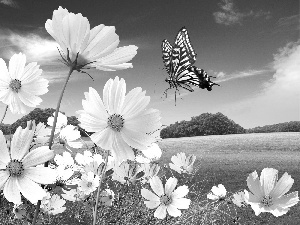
[1,132,300,224]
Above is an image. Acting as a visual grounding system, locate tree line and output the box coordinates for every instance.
[160,112,300,139]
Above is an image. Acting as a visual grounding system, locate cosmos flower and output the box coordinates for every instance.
[33,122,51,145]
[61,188,87,202]
[41,193,66,215]
[45,6,138,72]
[244,168,299,217]
[232,191,247,207]
[77,76,162,164]
[138,143,162,163]
[47,112,67,134]
[0,53,48,114]
[112,160,143,184]
[141,176,191,219]
[78,171,99,195]
[100,189,115,206]
[169,152,196,174]
[207,184,227,201]
[0,122,56,204]
[139,163,160,184]
[58,125,83,151]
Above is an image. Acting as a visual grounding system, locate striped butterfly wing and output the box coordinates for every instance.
[161,39,173,74]
[174,27,197,65]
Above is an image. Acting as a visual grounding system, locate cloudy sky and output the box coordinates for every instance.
[0,0,299,128]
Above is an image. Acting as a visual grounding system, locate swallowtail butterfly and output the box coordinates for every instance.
[162,27,219,104]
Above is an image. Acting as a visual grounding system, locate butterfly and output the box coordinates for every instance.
[161,27,219,104]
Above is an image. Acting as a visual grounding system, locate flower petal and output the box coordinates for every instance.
[273,191,299,209]
[24,167,57,184]
[0,58,11,84]
[121,87,149,120]
[22,146,54,168]
[247,170,263,199]
[144,200,161,210]
[167,204,181,217]
[0,170,10,189]
[141,188,160,202]
[17,175,47,204]
[0,130,10,166]
[171,198,191,209]
[22,78,49,96]
[270,172,294,199]
[18,89,43,107]
[9,53,26,80]
[154,205,167,219]
[172,185,189,199]
[150,176,164,197]
[11,125,34,160]
[165,177,177,196]
[260,168,278,196]
[3,177,22,204]
[111,132,135,164]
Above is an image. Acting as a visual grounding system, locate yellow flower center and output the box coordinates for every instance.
[261,195,273,207]
[6,159,24,177]
[160,194,172,205]
[107,114,124,132]
[9,79,22,93]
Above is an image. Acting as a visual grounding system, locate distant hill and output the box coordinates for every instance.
[160,112,245,139]
[160,112,300,139]
[246,121,300,133]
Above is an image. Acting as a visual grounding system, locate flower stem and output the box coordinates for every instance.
[32,67,73,225]
[93,149,109,225]
[0,105,8,124]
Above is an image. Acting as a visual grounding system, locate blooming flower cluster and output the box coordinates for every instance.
[0,5,298,225]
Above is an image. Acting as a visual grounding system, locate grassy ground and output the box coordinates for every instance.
[1,132,300,224]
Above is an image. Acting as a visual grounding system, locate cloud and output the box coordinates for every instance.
[0,0,19,8]
[223,40,300,128]
[213,0,271,26]
[275,15,300,33]
[216,71,226,78]
[0,28,60,65]
[217,69,269,83]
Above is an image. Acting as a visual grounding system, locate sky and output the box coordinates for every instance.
[0,0,299,129]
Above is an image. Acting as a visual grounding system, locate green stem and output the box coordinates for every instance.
[31,67,73,225]
[0,105,8,124]
[93,150,109,225]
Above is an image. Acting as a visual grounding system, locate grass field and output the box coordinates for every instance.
[1,132,300,224]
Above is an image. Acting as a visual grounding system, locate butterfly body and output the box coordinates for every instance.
[162,27,219,104]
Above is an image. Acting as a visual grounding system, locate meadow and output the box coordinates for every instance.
[1,132,300,224]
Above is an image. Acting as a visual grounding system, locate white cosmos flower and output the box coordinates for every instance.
[45,6,138,71]
[77,76,162,164]
[0,53,49,114]
[112,161,143,184]
[41,193,66,215]
[207,184,227,201]
[33,122,51,145]
[61,188,86,202]
[100,189,115,206]
[139,163,160,184]
[140,143,162,162]
[47,112,67,134]
[169,152,196,174]
[141,176,190,219]
[244,168,299,217]
[0,122,56,204]
[58,125,83,151]
[232,191,247,207]
[78,171,99,195]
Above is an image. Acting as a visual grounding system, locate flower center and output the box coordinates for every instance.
[160,194,172,206]
[107,114,124,132]
[261,195,273,207]
[6,159,24,177]
[87,181,93,187]
[9,79,22,93]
